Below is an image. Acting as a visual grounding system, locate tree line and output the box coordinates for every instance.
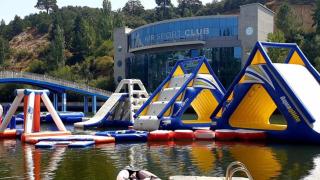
[0,0,318,98]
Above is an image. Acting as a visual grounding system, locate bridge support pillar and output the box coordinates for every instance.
[62,93,67,112]
[84,96,88,114]
[53,93,58,110]
[92,96,97,114]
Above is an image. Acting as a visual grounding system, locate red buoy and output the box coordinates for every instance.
[148,130,174,141]
[174,130,195,141]
[215,129,237,140]
[236,129,266,140]
[194,130,215,140]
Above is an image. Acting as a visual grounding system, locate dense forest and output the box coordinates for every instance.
[0,0,318,98]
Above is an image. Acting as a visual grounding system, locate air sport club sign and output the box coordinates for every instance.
[132,27,210,48]
[144,27,210,42]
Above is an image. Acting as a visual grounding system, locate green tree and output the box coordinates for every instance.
[177,0,202,17]
[26,59,47,73]
[0,36,8,65]
[99,0,113,40]
[313,0,320,33]
[123,0,145,16]
[72,16,96,59]
[0,20,5,36]
[102,0,112,16]
[113,9,125,28]
[48,25,65,69]
[35,0,58,14]
[8,15,24,39]
[155,0,175,20]
[267,30,288,63]
[275,3,302,40]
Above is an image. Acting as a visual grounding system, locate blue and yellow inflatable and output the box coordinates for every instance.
[211,41,320,144]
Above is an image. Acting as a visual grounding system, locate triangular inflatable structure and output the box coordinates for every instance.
[211,41,320,144]
[134,56,225,130]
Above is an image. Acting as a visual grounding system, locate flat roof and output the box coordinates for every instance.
[130,15,238,34]
[240,3,275,15]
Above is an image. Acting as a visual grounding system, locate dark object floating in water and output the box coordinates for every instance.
[117,166,160,180]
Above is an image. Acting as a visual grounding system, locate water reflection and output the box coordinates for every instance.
[1,140,320,179]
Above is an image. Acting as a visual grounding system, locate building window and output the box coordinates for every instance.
[117,60,122,67]
[117,76,122,82]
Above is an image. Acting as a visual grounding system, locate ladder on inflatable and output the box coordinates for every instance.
[134,57,225,130]
[74,79,149,129]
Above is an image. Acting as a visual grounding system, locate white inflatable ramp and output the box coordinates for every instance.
[74,93,125,129]
[274,64,320,132]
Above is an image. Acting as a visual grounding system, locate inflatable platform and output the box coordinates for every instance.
[134,57,225,130]
[74,79,149,129]
[211,41,320,144]
[95,130,148,142]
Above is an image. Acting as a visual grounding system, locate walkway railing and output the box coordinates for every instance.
[0,71,113,98]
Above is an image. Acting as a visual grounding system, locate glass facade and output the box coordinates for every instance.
[126,16,241,91]
[129,16,238,50]
[127,47,241,91]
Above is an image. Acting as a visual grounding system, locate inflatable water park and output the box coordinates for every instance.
[0,41,319,148]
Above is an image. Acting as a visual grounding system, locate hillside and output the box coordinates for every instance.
[8,28,49,71]
[266,1,315,32]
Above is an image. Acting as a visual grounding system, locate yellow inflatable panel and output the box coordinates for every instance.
[229,84,287,130]
[173,65,185,77]
[183,89,218,124]
[251,50,266,65]
[288,51,305,66]
[199,63,210,74]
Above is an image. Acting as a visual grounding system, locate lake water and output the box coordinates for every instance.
[1,137,320,180]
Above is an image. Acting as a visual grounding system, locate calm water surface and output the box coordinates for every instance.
[0,126,320,179]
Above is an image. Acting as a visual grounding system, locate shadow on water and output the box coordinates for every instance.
[0,139,320,179]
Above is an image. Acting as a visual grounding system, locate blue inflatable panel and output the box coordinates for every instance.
[35,141,70,148]
[35,141,95,148]
[68,141,95,148]
[46,112,84,123]
[95,130,148,142]
[35,135,99,142]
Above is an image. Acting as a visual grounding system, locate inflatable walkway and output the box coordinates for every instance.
[211,41,320,144]
[74,79,149,129]
[134,57,225,130]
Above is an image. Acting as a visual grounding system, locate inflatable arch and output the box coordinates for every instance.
[211,41,320,143]
[134,57,225,130]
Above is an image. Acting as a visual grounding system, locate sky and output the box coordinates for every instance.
[0,0,213,24]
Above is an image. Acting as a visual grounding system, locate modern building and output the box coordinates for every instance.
[114,3,274,91]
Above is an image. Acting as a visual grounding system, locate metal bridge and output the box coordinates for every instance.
[0,71,113,113]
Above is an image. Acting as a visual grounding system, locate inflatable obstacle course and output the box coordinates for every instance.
[74,79,149,129]
[211,41,320,144]
[0,89,115,147]
[134,57,225,130]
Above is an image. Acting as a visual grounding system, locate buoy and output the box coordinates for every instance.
[215,129,237,140]
[194,130,215,140]
[148,130,174,141]
[235,129,266,141]
[174,130,195,141]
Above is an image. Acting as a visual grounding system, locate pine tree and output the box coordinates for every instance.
[35,0,58,14]
[313,0,320,33]
[123,0,145,16]
[72,16,96,58]
[100,0,113,40]
[48,25,65,69]
[0,36,8,65]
